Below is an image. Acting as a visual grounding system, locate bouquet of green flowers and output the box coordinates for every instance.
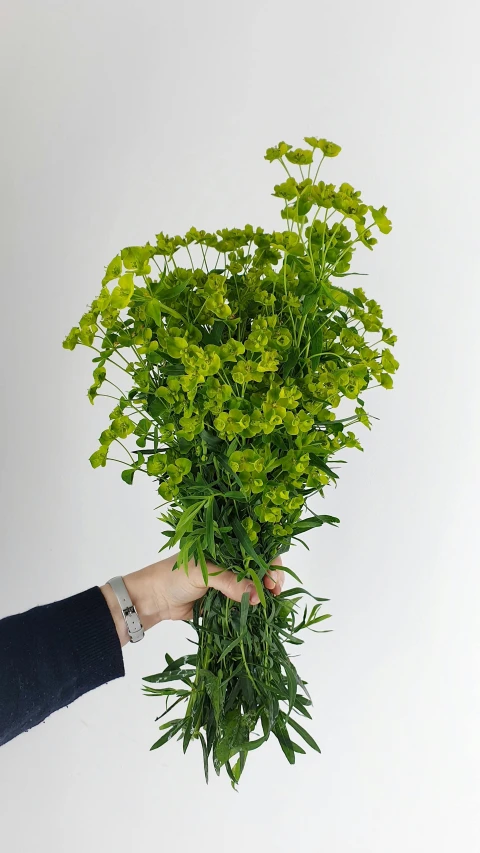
[64,135,398,787]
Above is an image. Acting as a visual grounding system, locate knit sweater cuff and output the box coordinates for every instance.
[52,586,125,694]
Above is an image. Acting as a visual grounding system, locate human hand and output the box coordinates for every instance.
[101,553,284,647]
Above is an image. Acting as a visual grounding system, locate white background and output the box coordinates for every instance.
[1,1,479,850]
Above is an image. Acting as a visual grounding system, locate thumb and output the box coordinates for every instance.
[207,566,259,606]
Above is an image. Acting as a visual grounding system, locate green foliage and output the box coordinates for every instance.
[64,134,398,787]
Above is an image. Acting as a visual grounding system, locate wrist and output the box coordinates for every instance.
[101,566,164,648]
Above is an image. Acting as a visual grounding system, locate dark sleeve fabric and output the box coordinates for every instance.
[0,586,125,747]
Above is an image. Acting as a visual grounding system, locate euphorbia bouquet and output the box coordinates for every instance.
[64,135,398,786]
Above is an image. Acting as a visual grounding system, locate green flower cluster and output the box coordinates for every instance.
[64,135,398,786]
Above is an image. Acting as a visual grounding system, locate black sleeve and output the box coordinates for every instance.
[0,586,125,747]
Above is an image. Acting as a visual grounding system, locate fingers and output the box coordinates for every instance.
[263,569,284,595]
[208,556,285,606]
[208,568,259,605]
[263,556,284,597]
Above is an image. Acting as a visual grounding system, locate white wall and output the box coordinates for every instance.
[1,1,479,850]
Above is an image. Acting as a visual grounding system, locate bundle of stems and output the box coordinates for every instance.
[64,135,398,786]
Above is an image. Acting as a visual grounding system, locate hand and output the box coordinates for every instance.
[101,554,285,647]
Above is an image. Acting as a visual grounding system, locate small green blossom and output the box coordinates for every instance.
[305,137,341,157]
[214,408,250,439]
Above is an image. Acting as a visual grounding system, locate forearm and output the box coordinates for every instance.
[0,587,124,747]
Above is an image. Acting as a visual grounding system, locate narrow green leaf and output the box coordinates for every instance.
[142,687,178,696]
[282,347,300,378]
[154,695,186,721]
[221,491,248,501]
[159,362,185,376]
[157,717,184,731]
[331,284,364,308]
[215,453,243,488]
[199,428,222,449]
[273,716,296,764]
[182,717,193,753]
[218,636,242,662]
[157,280,189,301]
[302,293,318,315]
[225,760,237,787]
[292,515,339,534]
[285,715,321,753]
[293,697,312,719]
[308,613,331,626]
[202,320,226,346]
[311,458,339,480]
[291,741,307,754]
[179,539,191,573]
[240,591,250,633]
[150,720,184,751]
[295,672,312,702]
[143,669,196,684]
[200,670,223,722]
[301,513,339,526]
[231,755,244,787]
[147,298,162,326]
[196,544,209,586]
[278,629,304,646]
[244,734,269,751]
[279,564,303,584]
[285,663,297,714]
[164,654,198,672]
[276,587,329,603]
[247,567,266,608]
[232,517,269,580]
[168,500,206,548]
[205,497,216,558]
[309,326,323,370]
[199,733,209,784]
[292,536,310,550]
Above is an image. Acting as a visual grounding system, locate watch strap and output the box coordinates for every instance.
[107,576,145,643]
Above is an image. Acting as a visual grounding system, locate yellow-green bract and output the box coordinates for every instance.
[64,135,398,787]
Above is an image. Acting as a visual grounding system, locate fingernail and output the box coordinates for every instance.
[269,570,278,583]
[246,583,259,605]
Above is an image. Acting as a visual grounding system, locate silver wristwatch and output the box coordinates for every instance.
[107,576,145,643]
